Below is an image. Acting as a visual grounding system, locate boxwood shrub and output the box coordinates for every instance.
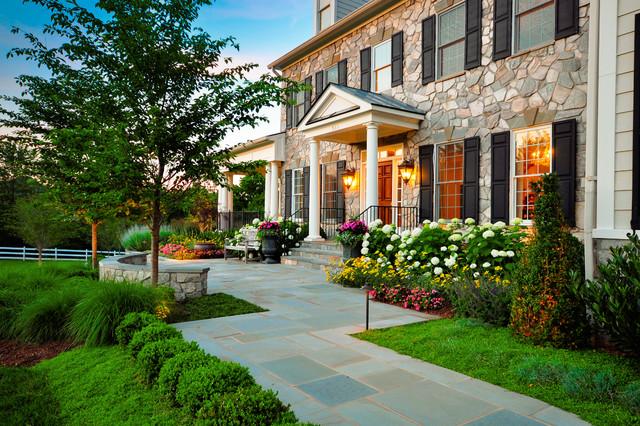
[135,338,200,384]
[157,350,218,402]
[115,312,162,346]
[128,323,182,358]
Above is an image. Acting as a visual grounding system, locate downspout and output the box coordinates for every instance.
[584,0,600,280]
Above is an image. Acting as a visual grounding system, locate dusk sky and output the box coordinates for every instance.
[0,0,314,146]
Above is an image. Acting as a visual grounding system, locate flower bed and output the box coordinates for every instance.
[159,231,234,260]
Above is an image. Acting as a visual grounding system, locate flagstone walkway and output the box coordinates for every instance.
[173,260,589,426]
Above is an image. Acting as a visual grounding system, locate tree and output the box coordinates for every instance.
[2,0,301,283]
[233,172,265,212]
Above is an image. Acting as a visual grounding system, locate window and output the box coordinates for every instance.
[513,124,552,221]
[372,40,392,92]
[437,3,466,79]
[515,0,555,52]
[319,6,332,32]
[322,162,338,221]
[436,142,464,220]
[325,64,339,86]
[292,168,304,214]
[294,89,305,125]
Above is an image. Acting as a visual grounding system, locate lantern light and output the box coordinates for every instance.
[398,159,415,184]
[342,168,356,189]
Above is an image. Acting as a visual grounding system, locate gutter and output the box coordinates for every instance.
[269,0,406,71]
[584,0,600,280]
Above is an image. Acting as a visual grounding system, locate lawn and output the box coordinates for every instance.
[356,318,640,426]
[168,293,266,323]
[1,346,191,425]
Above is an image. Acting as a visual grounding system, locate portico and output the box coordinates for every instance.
[297,84,424,241]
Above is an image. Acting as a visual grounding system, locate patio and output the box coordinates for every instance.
[173,260,589,426]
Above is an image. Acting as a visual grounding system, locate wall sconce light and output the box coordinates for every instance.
[342,168,356,189]
[398,159,415,184]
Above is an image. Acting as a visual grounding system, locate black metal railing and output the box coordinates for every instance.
[217,211,264,231]
[285,207,345,239]
[356,205,419,231]
[287,208,308,224]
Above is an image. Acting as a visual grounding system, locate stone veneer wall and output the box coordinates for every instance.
[99,254,208,302]
[281,0,590,227]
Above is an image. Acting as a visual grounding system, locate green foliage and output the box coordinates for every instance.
[13,286,87,343]
[168,293,266,323]
[128,323,183,358]
[562,369,618,402]
[510,174,587,348]
[158,350,219,402]
[620,382,640,415]
[233,171,265,212]
[176,362,255,413]
[573,233,640,355]
[513,356,566,385]
[69,281,166,346]
[120,224,175,251]
[136,338,200,384]
[0,366,60,426]
[279,221,308,256]
[115,311,162,346]
[196,385,297,425]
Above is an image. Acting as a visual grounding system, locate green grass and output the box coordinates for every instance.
[1,346,191,425]
[356,318,640,426]
[168,293,266,323]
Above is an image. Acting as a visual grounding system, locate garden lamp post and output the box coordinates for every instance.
[363,283,372,330]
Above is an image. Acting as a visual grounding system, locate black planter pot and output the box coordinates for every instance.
[194,242,217,251]
[261,236,281,264]
[342,242,363,260]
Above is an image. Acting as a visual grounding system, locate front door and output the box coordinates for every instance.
[378,162,393,224]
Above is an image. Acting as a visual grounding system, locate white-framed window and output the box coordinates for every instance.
[292,168,305,214]
[515,0,555,52]
[322,162,338,221]
[372,39,392,92]
[512,124,553,222]
[437,3,466,79]
[325,64,339,86]
[435,141,464,220]
[319,5,332,32]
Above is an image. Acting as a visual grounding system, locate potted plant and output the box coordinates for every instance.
[257,220,281,264]
[336,219,368,260]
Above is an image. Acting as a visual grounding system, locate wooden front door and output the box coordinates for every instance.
[378,162,393,224]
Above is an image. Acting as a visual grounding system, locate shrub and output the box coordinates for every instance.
[175,362,255,413]
[115,312,162,346]
[562,368,618,402]
[158,350,218,401]
[573,233,640,355]
[510,174,588,348]
[13,286,86,343]
[196,385,297,425]
[68,281,165,346]
[513,356,566,385]
[136,338,200,384]
[620,381,640,415]
[120,224,174,251]
[128,323,182,358]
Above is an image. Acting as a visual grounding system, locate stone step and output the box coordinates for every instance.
[282,255,336,271]
[299,241,341,252]
[290,247,343,258]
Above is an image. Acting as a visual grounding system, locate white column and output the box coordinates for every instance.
[365,122,379,222]
[219,186,228,212]
[226,173,234,213]
[270,161,280,218]
[305,139,324,241]
[264,167,271,218]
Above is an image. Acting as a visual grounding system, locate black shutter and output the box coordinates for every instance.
[303,76,312,118]
[464,0,482,70]
[284,170,292,218]
[338,59,348,86]
[303,166,310,221]
[360,47,372,91]
[391,31,404,87]
[422,16,436,85]
[555,0,579,40]
[632,14,640,230]
[491,132,510,222]
[462,137,481,221]
[337,160,346,222]
[493,0,512,61]
[552,119,577,227]
[419,145,434,221]
[315,70,324,100]
[285,88,293,130]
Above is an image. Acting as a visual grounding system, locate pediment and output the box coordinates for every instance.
[307,93,360,124]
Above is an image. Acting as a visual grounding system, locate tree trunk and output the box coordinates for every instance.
[150,198,161,286]
[91,221,99,270]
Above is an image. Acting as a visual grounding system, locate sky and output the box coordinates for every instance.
[0,0,313,146]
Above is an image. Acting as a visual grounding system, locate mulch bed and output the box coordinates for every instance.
[0,340,75,367]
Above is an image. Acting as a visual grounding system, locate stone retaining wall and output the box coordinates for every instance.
[99,254,208,302]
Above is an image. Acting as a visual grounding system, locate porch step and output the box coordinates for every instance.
[282,255,337,271]
[284,240,344,271]
[298,240,341,252]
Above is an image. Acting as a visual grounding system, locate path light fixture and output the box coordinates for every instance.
[363,283,372,330]
[342,168,356,190]
[398,159,415,185]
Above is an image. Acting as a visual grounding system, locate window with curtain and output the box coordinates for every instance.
[436,142,464,220]
[437,3,466,79]
[322,162,338,221]
[373,40,392,92]
[292,168,304,214]
[515,0,555,52]
[513,124,552,221]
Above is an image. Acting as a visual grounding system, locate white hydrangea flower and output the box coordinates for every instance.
[434,267,443,275]
[362,240,369,248]
[284,229,289,235]
[441,246,448,252]
[369,222,379,230]
[499,250,508,257]
[413,261,421,268]
[448,245,458,252]
[467,233,476,240]
[429,222,439,230]
[507,250,515,257]
[470,263,477,269]
[377,257,384,264]
[482,262,491,268]
[451,218,460,224]
[444,257,456,267]
[465,218,476,225]
[399,243,407,249]
[482,230,495,239]
[296,227,302,234]
[382,224,393,234]
[406,238,414,245]
[401,229,411,238]
[252,218,260,225]
[386,244,394,251]
[407,255,413,261]
[410,250,417,256]
[449,234,463,242]
[288,234,294,240]
[430,257,440,265]
[363,232,370,240]
[423,219,431,225]
[491,249,499,258]
[391,234,400,241]
[513,217,523,226]
[474,272,480,278]
[411,228,422,237]
[438,218,446,224]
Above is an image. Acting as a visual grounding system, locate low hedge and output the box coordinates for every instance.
[135,338,200,384]
[128,323,182,358]
[115,312,162,346]
[157,350,218,402]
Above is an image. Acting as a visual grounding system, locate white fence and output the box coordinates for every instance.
[0,246,125,261]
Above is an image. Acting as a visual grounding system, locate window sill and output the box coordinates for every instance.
[433,71,466,85]
[508,40,556,60]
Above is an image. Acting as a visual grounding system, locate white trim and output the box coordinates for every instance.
[360,143,404,213]
[291,168,304,214]
[436,2,466,80]
[372,38,392,93]
[592,228,636,240]
[512,0,555,54]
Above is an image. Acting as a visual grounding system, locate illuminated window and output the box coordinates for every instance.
[322,162,338,221]
[437,3,466,78]
[515,0,554,52]
[292,168,305,214]
[372,40,392,92]
[436,142,464,220]
[513,124,552,221]
[319,6,332,32]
